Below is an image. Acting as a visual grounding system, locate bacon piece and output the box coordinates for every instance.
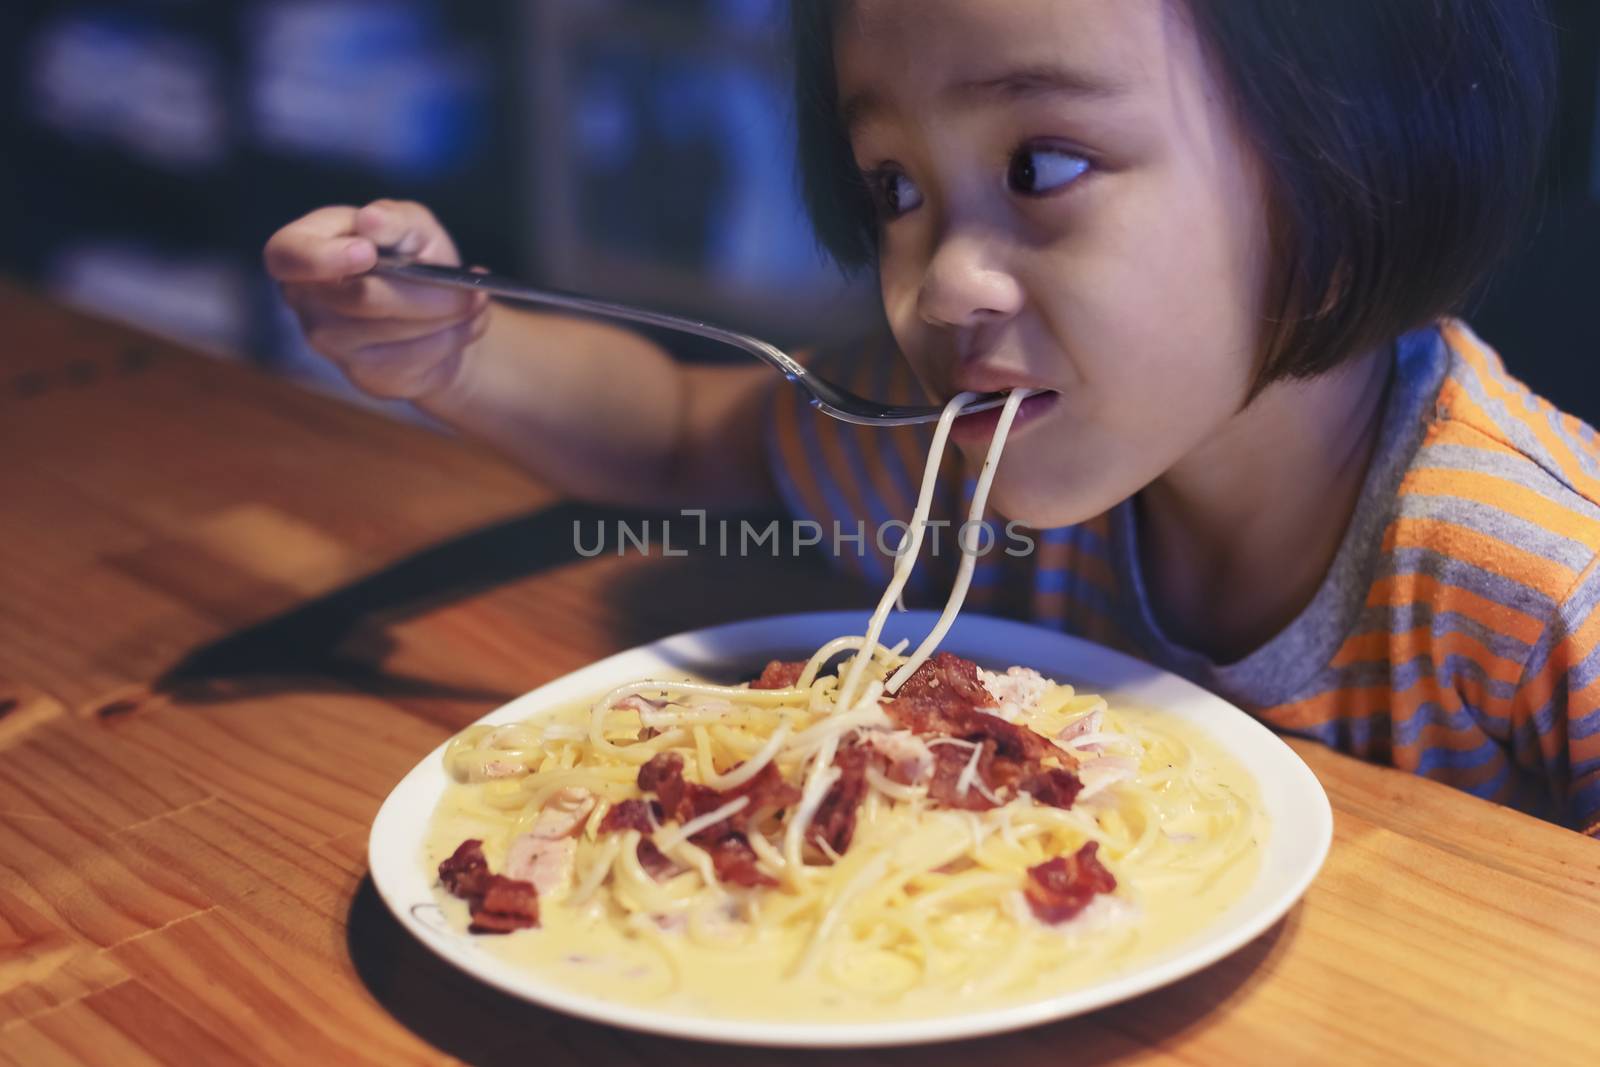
[927,742,1002,811]
[599,801,678,880]
[808,741,870,856]
[1024,842,1117,924]
[637,751,799,832]
[470,874,540,933]
[887,654,1078,813]
[886,653,996,731]
[437,839,540,933]
[750,659,807,690]
[638,752,690,819]
[695,761,801,828]
[600,798,656,834]
[888,656,1055,762]
[704,834,777,887]
[438,839,490,899]
[1022,767,1084,810]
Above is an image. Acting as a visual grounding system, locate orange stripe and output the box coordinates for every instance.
[1570,676,1600,722]
[1403,467,1600,553]
[1365,564,1546,646]
[1512,564,1600,725]
[1057,545,1116,595]
[1032,535,1069,573]
[1389,680,1488,755]
[1033,589,1067,620]
[1443,323,1600,500]
[1330,625,1525,684]
[1261,685,1389,733]
[1383,516,1576,607]
[1560,560,1600,664]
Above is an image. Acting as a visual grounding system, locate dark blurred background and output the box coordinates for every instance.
[0,0,1596,422]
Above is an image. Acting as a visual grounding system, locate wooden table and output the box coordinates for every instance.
[1,281,1596,1066]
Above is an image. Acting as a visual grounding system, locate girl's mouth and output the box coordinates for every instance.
[950,390,1060,446]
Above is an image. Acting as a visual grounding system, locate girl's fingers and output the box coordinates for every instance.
[263,205,369,283]
[305,309,485,357]
[353,199,462,265]
[283,275,488,322]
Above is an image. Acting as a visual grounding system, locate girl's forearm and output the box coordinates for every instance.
[418,303,778,509]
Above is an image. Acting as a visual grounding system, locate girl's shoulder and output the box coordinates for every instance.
[1391,320,1600,611]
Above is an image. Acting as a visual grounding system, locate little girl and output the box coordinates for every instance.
[265,0,1599,836]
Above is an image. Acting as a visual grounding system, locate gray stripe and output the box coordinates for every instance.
[1379,546,1557,622]
[1443,356,1576,493]
[1414,442,1600,522]
[1527,553,1600,687]
[1312,652,1519,703]
[1346,600,1534,667]
[1398,492,1595,573]
[1539,405,1600,482]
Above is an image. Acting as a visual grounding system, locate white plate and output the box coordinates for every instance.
[369,611,1332,1048]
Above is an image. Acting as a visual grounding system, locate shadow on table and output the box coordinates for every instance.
[347,875,1298,1066]
[143,501,867,715]
[145,502,638,707]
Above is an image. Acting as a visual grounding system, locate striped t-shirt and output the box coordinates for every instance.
[767,321,1600,836]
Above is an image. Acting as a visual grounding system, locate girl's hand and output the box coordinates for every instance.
[263,200,490,400]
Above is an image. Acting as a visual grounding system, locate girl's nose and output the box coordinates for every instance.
[916,236,1024,329]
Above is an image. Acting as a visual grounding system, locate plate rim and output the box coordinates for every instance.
[367,610,1332,1048]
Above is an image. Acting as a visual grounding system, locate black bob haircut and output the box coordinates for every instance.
[791,1,1558,386]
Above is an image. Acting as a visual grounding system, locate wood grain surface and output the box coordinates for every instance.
[1,281,1596,1066]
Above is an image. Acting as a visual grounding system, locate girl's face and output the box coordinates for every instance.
[835,0,1272,527]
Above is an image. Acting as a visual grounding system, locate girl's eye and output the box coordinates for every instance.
[1006,145,1090,196]
[870,169,924,219]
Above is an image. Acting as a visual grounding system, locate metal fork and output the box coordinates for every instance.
[372,254,1006,427]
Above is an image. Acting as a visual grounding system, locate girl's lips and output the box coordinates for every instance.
[949,390,1060,446]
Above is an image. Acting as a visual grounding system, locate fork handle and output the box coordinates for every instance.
[371,254,810,381]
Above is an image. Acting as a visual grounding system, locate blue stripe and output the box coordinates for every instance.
[1067,576,1117,617]
[1321,655,1518,710]
[1076,526,1111,558]
[1569,636,1600,693]
[1415,737,1503,774]
[1465,759,1512,800]
[1572,754,1600,780]
[1034,567,1069,595]
[1039,526,1072,546]
[1389,695,1501,746]
[1573,705,1600,741]
[1570,777,1600,826]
